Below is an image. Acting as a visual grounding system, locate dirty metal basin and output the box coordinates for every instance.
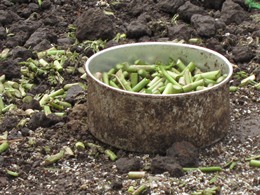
[85,42,233,153]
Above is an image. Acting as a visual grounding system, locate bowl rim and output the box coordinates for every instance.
[84,42,233,97]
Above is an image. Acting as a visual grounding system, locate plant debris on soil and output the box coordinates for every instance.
[0,0,260,194]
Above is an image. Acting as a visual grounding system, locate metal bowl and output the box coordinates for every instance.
[85,42,233,153]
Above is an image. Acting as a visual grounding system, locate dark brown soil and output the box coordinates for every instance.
[0,0,259,194]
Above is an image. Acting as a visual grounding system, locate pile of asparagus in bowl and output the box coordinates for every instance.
[85,42,233,153]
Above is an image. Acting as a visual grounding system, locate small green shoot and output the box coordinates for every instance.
[82,39,106,53]
[171,14,179,25]
[234,71,248,79]
[113,33,126,42]
[38,0,42,7]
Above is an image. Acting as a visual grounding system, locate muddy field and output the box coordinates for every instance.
[0,0,260,194]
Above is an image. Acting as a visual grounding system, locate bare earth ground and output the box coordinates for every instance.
[0,0,260,194]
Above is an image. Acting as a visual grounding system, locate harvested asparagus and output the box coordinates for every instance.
[192,186,219,195]
[0,141,9,154]
[254,82,260,90]
[86,143,117,161]
[159,65,181,87]
[132,184,149,195]
[115,69,132,91]
[6,170,19,177]
[0,131,8,140]
[86,143,104,153]
[128,171,146,179]
[1,104,17,113]
[75,142,85,150]
[182,80,204,92]
[163,83,174,94]
[109,80,120,88]
[183,166,222,172]
[45,150,65,165]
[104,149,117,161]
[229,161,237,170]
[245,155,260,161]
[132,78,149,92]
[249,160,260,167]
[193,70,221,80]
[63,146,74,156]
[127,186,135,193]
[37,48,66,58]
[209,174,218,184]
[240,74,255,86]
[229,86,238,92]
[96,58,226,94]
[130,72,138,87]
[49,89,65,98]
[0,96,4,114]
[176,59,186,71]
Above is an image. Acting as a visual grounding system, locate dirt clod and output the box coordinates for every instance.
[167,23,195,40]
[111,180,123,190]
[24,27,57,49]
[232,45,255,63]
[127,19,152,39]
[65,85,85,104]
[151,156,184,177]
[75,8,115,42]
[177,1,206,22]
[0,115,19,132]
[191,14,216,37]
[27,112,63,130]
[115,157,142,173]
[202,0,225,9]
[158,0,186,14]
[10,47,35,61]
[166,141,199,167]
[221,0,249,24]
[0,59,21,79]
